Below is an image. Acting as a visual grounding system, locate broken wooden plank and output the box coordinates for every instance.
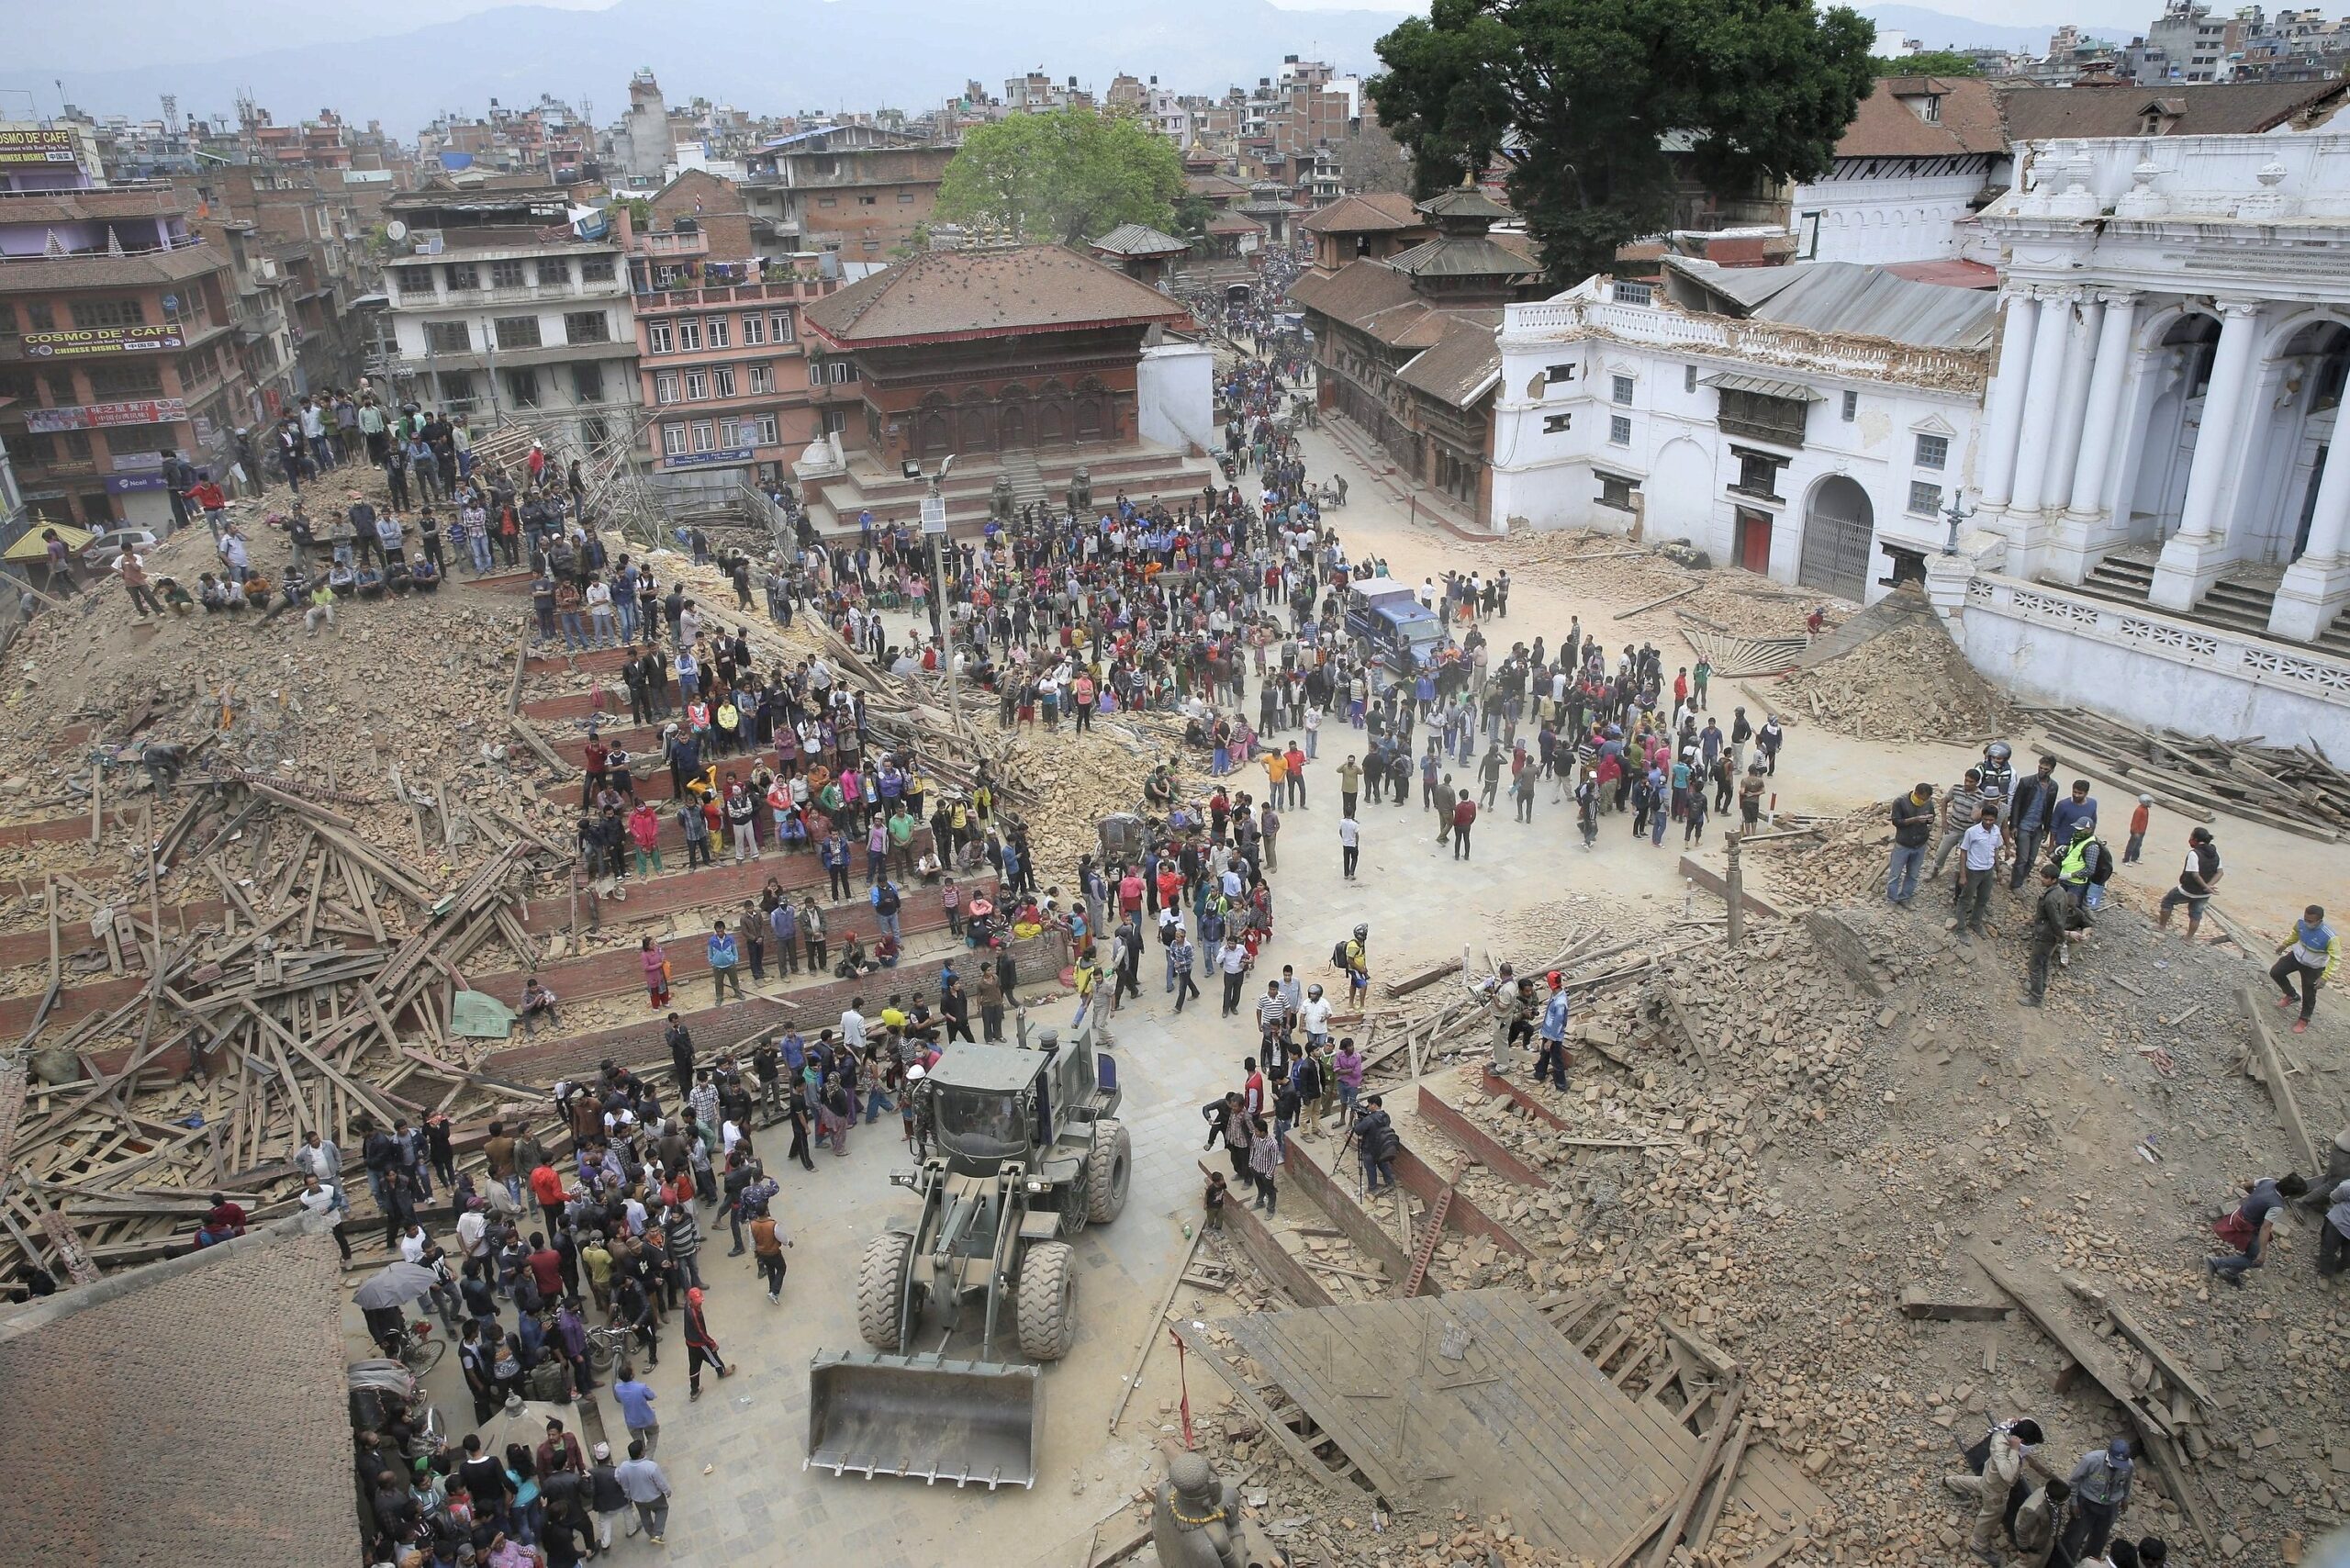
[2235,984,2323,1175]
[1614,582,1703,622]
[1899,1284,2013,1323]
[1644,1379,1743,1568]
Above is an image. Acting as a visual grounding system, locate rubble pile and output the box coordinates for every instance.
[1496,529,1831,639]
[1762,617,2011,744]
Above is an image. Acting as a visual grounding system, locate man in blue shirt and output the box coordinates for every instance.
[708,920,744,1004]
[612,1369,660,1457]
[1533,973,1572,1090]
[2048,778,2098,848]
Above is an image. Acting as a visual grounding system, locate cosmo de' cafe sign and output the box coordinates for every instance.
[24,324,186,357]
[0,129,80,166]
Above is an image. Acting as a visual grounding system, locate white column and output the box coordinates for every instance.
[2152,297,2264,611]
[1977,290,2041,509]
[2042,296,2102,512]
[2269,435,2350,641]
[2008,288,2079,517]
[2063,291,2140,520]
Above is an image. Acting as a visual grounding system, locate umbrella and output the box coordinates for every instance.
[3,521,93,562]
[353,1260,440,1310]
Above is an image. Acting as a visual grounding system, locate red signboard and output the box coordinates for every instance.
[25,398,188,433]
[0,129,79,166]
[23,325,186,358]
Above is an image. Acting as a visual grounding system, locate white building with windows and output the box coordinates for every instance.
[1487,260,1991,602]
[379,185,639,454]
[1788,75,2006,267]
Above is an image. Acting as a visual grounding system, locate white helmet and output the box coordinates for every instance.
[907,1064,927,1081]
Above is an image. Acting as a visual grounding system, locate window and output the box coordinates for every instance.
[677,318,702,352]
[1841,389,1858,422]
[1613,280,1653,307]
[654,263,686,291]
[861,240,880,253]
[580,255,615,283]
[69,298,147,330]
[1914,433,1949,471]
[1545,363,1576,386]
[508,368,541,407]
[1798,212,1821,261]
[712,365,736,398]
[425,320,472,354]
[437,369,476,404]
[1596,473,1639,512]
[395,265,436,296]
[683,368,710,400]
[898,192,915,204]
[1717,388,1808,449]
[826,361,858,385]
[1732,449,1786,500]
[742,313,766,346]
[770,309,794,342]
[655,372,680,405]
[60,429,95,460]
[444,263,477,291]
[87,363,164,398]
[858,195,878,207]
[24,302,55,332]
[818,196,838,207]
[690,420,715,453]
[494,316,542,350]
[705,317,730,349]
[1612,375,1634,406]
[716,417,743,447]
[490,258,527,289]
[756,413,779,445]
[1908,481,1943,517]
[1684,364,1697,394]
[573,363,605,403]
[646,321,675,354]
[1542,411,1572,434]
[749,363,774,395]
[1608,414,1631,446]
[662,423,688,457]
[565,311,610,344]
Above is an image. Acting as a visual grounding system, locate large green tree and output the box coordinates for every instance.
[934,107,1185,247]
[1370,0,1876,286]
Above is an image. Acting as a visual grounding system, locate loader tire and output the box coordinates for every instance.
[1085,1119,1132,1225]
[1016,1239,1078,1361]
[856,1230,916,1352]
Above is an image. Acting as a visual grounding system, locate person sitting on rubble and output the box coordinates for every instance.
[328,561,357,597]
[410,553,442,592]
[156,577,194,615]
[518,976,560,1037]
[834,931,876,980]
[196,573,231,612]
[355,564,386,599]
[241,571,272,609]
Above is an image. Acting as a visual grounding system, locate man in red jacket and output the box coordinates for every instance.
[1451,795,1478,861]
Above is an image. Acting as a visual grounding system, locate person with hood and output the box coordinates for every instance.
[1352,1092,1400,1194]
[1942,1417,2042,1564]
[682,1285,731,1398]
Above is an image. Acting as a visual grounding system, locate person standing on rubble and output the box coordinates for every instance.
[2025,864,2091,1005]
[2154,827,2222,941]
[1886,782,1936,906]
[2061,1439,2135,1562]
[1955,803,2004,941]
[1944,1417,2041,1564]
[2269,904,2337,1034]
[1930,767,1986,887]
[2007,756,2062,891]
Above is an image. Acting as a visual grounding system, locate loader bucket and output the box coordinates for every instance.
[805,1349,1041,1490]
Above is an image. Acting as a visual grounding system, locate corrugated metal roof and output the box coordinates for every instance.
[1090,222,1190,256]
[1702,372,1825,402]
[1664,257,1996,351]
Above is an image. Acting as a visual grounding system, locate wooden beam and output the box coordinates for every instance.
[1643,1378,1743,1568]
[2235,984,2323,1175]
[1105,1224,1205,1435]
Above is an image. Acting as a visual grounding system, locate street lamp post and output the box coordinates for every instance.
[912,455,960,733]
[1941,489,1975,557]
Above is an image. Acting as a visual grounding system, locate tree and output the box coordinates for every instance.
[1370,0,1876,286]
[934,107,1185,247]
[1874,50,1983,75]
[1331,114,1416,196]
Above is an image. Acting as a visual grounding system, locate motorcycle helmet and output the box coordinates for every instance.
[1352,924,1369,941]
[1985,740,2013,766]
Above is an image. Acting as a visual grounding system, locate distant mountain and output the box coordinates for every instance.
[1860,6,2067,54]
[7,0,1409,138]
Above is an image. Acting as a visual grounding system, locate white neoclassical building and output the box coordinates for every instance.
[1488,260,1990,602]
[1973,134,2350,646]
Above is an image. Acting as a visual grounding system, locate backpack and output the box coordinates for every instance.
[1331,938,1350,971]
[526,1357,571,1403]
[2087,841,2116,886]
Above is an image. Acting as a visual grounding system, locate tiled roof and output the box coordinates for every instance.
[1836,77,2007,157]
[1291,261,1485,351]
[1090,222,1191,257]
[1996,77,2349,140]
[1301,193,1424,235]
[801,244,1190,347]
[1203,211,1265,235]
[0,1224,355,1565]
[1382,230,1541,281]
[1395,314,1504,408]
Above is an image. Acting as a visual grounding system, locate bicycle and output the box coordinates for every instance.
[585,1323,634,1376]
[379,1318,447,1377]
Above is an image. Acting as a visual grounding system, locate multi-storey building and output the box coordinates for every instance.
[739,128,952,263]
[0,134,253,530]
[379,183,638,452]
[626,169,842,494]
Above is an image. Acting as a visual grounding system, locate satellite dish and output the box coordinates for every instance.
[386,219,409,241]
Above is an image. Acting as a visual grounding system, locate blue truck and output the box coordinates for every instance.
[1343,582,1449,675]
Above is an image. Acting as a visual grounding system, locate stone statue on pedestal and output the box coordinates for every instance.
[1148,1448,1288,1568]
[989,474,1014,522]
[1067,465,1093,515]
